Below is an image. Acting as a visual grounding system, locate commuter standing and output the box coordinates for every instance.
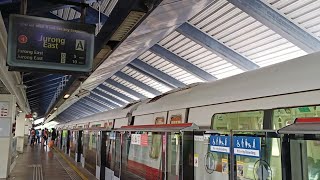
[43,128,48,146]
[30,128,36,145]
[36,129,40,144]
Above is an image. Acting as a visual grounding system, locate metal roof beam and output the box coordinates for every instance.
[75,101,102,113]
[115,71,162,96]
[26,82,60,93]
[92,89,126,106]
[84,96,112,110]
[97,84,134,102]
[72,6,108,24]
[80,98,108,111]
[67,106,91,116]
[77,100,105,112]
[89,93,120,108]
[73,102,100,114]
[150,44,217,82]
[26,87,58,96]
[177,23,259,71]
[129,59,186,88]
[227,0,320,53]
[105,79,146,99]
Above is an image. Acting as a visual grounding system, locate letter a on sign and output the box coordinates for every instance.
[75,40,85,51]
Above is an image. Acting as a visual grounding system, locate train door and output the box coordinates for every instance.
[231,130,282,180]
[66,130,70,155]
[70,130,77,160]
[193,130,230,180]
[279,117,320,180]
[101,131,116,180]
[83,130,97,175]
[117,123,198,180]
[77,130,83,163]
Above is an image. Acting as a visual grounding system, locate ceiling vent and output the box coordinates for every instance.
[110,11,145,41]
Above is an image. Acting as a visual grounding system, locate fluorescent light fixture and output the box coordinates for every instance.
[34,118,44,124]
[18,110,22,113]
[63,94,70,99]
[53,107,57,111]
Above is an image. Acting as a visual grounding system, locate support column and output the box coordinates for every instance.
[0,94,16,178]
[16,112,26,153]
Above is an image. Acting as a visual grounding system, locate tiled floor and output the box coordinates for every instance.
[6,144,96,180]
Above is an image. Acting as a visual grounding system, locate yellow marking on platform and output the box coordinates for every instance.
[53,147,88,180]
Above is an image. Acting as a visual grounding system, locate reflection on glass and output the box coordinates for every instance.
[124,132,163,180]
[273,106,320,129]
[290,139,320,180]
[194,135,229,180]
[212,111,264,130]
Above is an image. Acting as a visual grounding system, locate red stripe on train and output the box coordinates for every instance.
[295,117,320,123]
[127,160,162,180]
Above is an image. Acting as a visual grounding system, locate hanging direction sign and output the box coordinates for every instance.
[209,135,230,154]
[233,136,261,158]
[7,14,95,73]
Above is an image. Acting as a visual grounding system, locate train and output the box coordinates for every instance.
[55,51,320,180]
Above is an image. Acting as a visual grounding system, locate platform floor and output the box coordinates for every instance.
[5,144,97,180]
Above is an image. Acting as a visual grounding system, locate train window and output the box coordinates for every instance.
[212,111,264,130]
[273,106,320,129]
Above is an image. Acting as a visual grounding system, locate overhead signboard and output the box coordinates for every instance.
[233,136,261,158]
[209,135,230,154]
[7,14,95,73]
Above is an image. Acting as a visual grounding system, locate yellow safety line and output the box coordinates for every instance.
[53,147,88,180]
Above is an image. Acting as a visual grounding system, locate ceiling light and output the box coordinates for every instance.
[63,94,70,99]
[18,110,22,113]
[53,107,57,111]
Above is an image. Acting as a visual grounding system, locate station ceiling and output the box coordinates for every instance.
[2,0,320,122]
[53,0,320,123]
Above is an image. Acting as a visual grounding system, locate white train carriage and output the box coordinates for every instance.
[56,51,320,179]
[130,51,320,179]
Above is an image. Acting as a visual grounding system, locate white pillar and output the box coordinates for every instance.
[0,94,16,178]
[15,112,26,153]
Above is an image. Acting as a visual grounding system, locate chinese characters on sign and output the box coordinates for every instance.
[233,136,261,158]
[209,135,230,154]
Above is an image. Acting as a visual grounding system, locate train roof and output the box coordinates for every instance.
[133,51,320,116]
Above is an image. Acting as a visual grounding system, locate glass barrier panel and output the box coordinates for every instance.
[289,138,320,180]
[194,133,230,180]
[70,131,77,160]
[121,132,163,180]
[212,111,264,131]
[233,133,282,180]
[167,133,182,180]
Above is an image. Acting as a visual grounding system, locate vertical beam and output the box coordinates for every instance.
[97,84,134,102]
[150,44,217,81]
[129,59,186,88]
[227,0,320,53]
[105,79,146,99]
[115,71,162,96]
[177,23,259,71]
